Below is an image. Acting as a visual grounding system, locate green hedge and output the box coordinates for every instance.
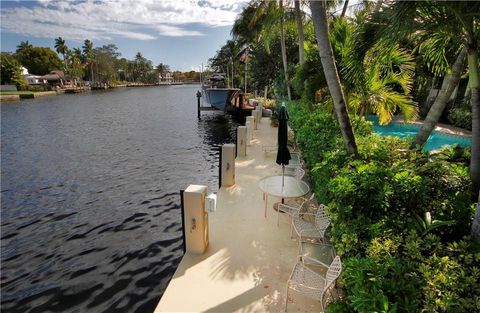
[287,101,480,313]
[448,107,472,131]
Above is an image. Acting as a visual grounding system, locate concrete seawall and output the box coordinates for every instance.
[0,95,21,101]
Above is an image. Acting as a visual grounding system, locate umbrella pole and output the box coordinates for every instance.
[282,165,285,204]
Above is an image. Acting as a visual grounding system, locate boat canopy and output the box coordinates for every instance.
[208,73,227,81]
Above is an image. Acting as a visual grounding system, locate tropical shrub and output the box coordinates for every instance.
[448,107,472,130]
[0,52,27,89]
[287,100,479,313]
[25,84,54,92]
[291,42,327,104]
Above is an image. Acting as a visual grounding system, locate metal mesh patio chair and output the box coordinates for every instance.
[292,204,330,242]
[277,193,315,231]
[285,256,342,312]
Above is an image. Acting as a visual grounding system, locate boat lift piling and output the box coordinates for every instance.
[196,90,218,119]
[197,91,201,119]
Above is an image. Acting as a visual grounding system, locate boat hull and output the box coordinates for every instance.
[203,88,239,111]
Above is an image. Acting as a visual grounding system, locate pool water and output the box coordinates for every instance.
[367,117,471,151]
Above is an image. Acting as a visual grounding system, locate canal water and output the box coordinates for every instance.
[1,85,238,313]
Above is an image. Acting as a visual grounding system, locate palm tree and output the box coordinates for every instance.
[294,0,305,65]
[54,37,68,70]
[82,39,94,82]
[411,48,467,146]
[156,63,170,80]
[73,48,83,61]
[340,0,349,18]
[326,15,417,124]
[383,1,479,235]
[231,0,291,99]
[348,46,418,124]
[310,0,358,156]
[16,40,32,53]
[388,1,479,196]
[231,1,264,46]
[473,192,480,240]
[279,0,291,100]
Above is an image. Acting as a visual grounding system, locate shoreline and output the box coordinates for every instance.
[0,82,194,102]
[392,115,471,137]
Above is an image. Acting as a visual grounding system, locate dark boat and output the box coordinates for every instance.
[203,73,239,111]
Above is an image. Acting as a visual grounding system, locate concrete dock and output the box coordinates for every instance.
[155,117,323,312]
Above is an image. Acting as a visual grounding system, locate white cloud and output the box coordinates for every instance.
[155,25,204,37]
[0,0,246,41]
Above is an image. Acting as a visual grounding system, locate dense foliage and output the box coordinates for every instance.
[0,52,27,88]
[15,46,63,75]
[448,107,472,130]
[7,39,181,85]
[287,101,479,313]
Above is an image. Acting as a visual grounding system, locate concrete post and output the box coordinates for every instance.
[246,116,255,139]
[183,184,209,254]
[237,126,247,157]
[221,144,235,187]
[245,121,251,146]
[254,108,261,129]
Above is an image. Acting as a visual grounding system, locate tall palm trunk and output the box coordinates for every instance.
[472,191,480,239]
[310,0,358,156]
[90,63,94,83]
[63,54,67,72]
[374,0,383,11]
[341,0,349,18]
[295,0,305,65]
[468,46,480,197]
[411,48,467,148]
[280,0,291,100]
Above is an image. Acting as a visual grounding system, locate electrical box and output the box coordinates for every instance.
[206,193,217,213]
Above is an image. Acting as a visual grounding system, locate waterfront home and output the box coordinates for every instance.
[21,67,45,85]
[40,70,65,86]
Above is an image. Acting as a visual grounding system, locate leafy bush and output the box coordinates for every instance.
[448,107,472,130]
[286,100,478,313]
[26,85,53,92]
[291,42,327,104]
[0,52,27,89]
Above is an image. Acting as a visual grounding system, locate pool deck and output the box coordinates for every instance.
[393,116,471,137]
[155,117,323,312]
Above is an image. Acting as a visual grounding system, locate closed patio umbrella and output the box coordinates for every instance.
[276,104,291,190]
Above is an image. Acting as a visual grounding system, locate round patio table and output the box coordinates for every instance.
[258,175,310,218]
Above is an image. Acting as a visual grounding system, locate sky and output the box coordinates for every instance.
[0,0,249,71]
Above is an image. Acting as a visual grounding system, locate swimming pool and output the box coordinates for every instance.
[367,116,471,151]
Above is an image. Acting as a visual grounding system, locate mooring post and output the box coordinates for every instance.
[246,116,255,140]
[183,185,209,254]
[221,144,236,187]
[196,90,202,119]
[180,189,186,254]
[237,126,247,157]
[218,147,222,188]
[245,121,251,146]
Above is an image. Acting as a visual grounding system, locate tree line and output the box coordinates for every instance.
[1,38,181,87]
